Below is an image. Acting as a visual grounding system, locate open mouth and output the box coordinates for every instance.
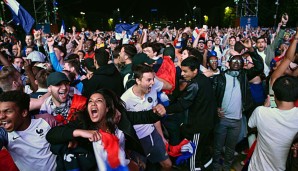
[0,121,10,129]
[0,121,7,125]
[58,91,67,99]
[91,108,97,114]
[90,108,98,117]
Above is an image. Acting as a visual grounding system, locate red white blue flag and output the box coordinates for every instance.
[4,0,35,34]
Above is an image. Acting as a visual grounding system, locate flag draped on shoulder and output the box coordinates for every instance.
[4,0,35,34]
[156,56,176,95]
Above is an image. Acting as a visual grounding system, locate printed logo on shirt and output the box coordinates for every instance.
[147,97,153,103]
[36,128,44,136]
[12,136,20,140]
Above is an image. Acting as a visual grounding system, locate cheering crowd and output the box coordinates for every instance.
[0,11,297,171]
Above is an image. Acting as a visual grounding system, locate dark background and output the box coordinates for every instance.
[4,0,298,31]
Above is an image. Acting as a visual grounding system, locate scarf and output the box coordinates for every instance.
[39,95,72,124]
[226,70,240,77]
[226,70,240,88]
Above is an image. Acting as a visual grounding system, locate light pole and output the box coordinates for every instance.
[117,8,121,23]
[0,1,5,22]
[184,13,188,26]
[234,0,239,17]
[274,0,279,28]
[80,12,85,19]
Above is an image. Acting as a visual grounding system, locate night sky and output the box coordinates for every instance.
[58,0,230,23]
[66,0,228,18]
[12,0,297,30]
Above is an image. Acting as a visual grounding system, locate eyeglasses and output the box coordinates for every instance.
[243,58,253,65]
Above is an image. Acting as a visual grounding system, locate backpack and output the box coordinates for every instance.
[124,73,135,90]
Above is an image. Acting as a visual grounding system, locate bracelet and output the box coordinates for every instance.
[294,37,298,40]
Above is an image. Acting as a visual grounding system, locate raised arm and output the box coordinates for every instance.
[242,38,264,80]
[270,27,298,86]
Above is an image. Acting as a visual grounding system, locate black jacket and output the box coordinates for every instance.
[46,109,162,170]
[166,73,217,139]
[212,50,264,113]
[82,63,124,98]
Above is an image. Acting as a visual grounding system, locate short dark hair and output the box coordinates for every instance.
[188,48,203,65]
[181,57,200,71]
[65,59,81,75]
[133,64,154,80]
[12,56,24,63]
[53,45,67,58]
[35,69,50,88]
[112,45,122,59]
[272,75,298,102]
[95,47,109,66]
[77,50,85,56]
[122,44,137,60]
[0,90,30,111]
[66,54,79,61]
[152,42,165,55]
[86,39,95,48]
[256,36,266,43]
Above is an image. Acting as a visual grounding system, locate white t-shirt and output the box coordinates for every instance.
[248,107,298,171]
[257,49,270,77]
[7,118,56,171]
[121,78,163,139]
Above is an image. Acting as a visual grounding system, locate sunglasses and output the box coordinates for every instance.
[198,41,205,43]
[230,59,243,63]
[209,59,218,63]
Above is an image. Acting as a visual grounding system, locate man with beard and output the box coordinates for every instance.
[255,14,288,77]
[121,64,172,171]
[206,51,220,77]
[0,65,23,92]
[212,38,264,171]
[39,72,83,125]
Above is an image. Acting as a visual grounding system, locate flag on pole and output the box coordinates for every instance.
[4,0,35,34]
[60,20,65,36]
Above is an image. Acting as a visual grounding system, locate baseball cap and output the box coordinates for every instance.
[132,53,155,65]
[26,51,46,63]
[198,37,205,43]
[110,38,118,44]
[207,50,217,58]
[47,72,69,86]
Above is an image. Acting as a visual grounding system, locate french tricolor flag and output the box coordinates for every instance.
[93,129,129,171]
[60,20,65,36]
[4,0,35,34]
